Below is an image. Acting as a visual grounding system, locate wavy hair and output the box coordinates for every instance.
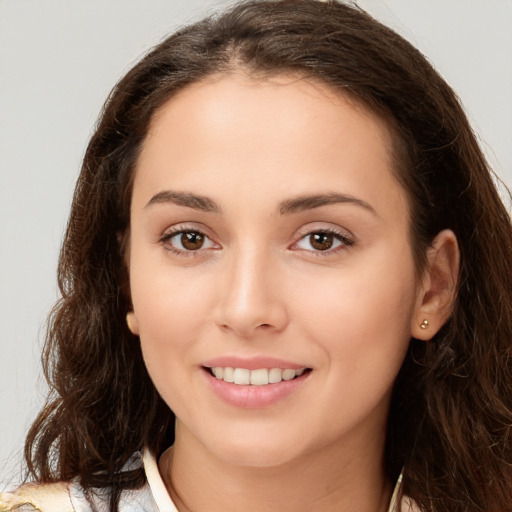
[25,1,512,511]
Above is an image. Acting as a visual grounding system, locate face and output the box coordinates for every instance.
[128,73,424,468]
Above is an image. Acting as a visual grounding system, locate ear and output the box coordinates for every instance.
[126,311,140,336]
[412,229,460,340]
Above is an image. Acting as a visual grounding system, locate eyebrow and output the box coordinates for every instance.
[145,190,376,216]
[145,190,222,213]
[277,193,377,216]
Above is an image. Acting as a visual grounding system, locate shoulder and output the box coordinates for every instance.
[0,482,74,512]
[0,478,159,512]
[0,451,164,512]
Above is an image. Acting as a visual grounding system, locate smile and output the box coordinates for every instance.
[203,365,312,408]
[209,367,308,386]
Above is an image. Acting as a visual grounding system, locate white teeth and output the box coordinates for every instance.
[250,368,269,386]
[210,366,308,386]
[233,368,250,385]
[268,368,282,383]
[212,367,224,379]
[223,367,234,383]
[282,369,296,381]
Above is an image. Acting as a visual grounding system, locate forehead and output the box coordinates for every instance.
[146,71,394,153]
[133,72,408,221]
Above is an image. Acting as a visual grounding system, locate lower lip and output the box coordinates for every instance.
[203,369,310,409]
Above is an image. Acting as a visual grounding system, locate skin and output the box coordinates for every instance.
[127,72,459,512]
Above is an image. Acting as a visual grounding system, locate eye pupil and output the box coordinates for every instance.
[310,233,334,251]
[181,232,204,250]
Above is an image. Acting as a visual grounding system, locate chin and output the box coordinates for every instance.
[205,428,306,469]
[218,445,299,468]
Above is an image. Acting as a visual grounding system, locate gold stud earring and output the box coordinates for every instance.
[126,311,139,335]
[420,319,429,330]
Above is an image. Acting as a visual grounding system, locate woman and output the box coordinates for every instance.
[1,1,511,511]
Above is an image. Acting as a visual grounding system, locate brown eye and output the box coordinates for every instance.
[309,232,334,251]
[163,228,218,255]
[180,231,205,250]
[293,229,351,254]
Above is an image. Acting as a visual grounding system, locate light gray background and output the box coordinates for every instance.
[1,0,511,487]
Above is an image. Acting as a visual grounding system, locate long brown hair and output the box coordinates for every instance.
[25,1,512,511]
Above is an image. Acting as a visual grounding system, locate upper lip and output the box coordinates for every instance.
[202,356,309,371]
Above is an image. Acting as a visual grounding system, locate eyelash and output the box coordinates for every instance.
[159,225,218,258]
[159,226,354,258]
[292,228,354,257]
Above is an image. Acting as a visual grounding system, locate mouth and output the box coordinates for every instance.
[203,366,312,386]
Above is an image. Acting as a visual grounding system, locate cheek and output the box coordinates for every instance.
[129,262,216,387]
[295,250,417,374]
[294,263,416,430]
[131,253,214,331]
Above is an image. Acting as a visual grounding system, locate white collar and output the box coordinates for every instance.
[143,448,179,512]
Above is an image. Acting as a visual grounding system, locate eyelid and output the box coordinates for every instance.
[159,223,221,256]
[158,222,354,257]
[290,224,355,254]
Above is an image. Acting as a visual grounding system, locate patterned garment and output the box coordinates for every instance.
[0,449,417,511]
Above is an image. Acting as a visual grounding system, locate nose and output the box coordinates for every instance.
[213,247,288,338]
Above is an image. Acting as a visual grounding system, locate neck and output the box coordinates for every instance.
[159,425,393,512]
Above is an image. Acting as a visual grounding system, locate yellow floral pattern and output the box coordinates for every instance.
[0,482,73,512]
